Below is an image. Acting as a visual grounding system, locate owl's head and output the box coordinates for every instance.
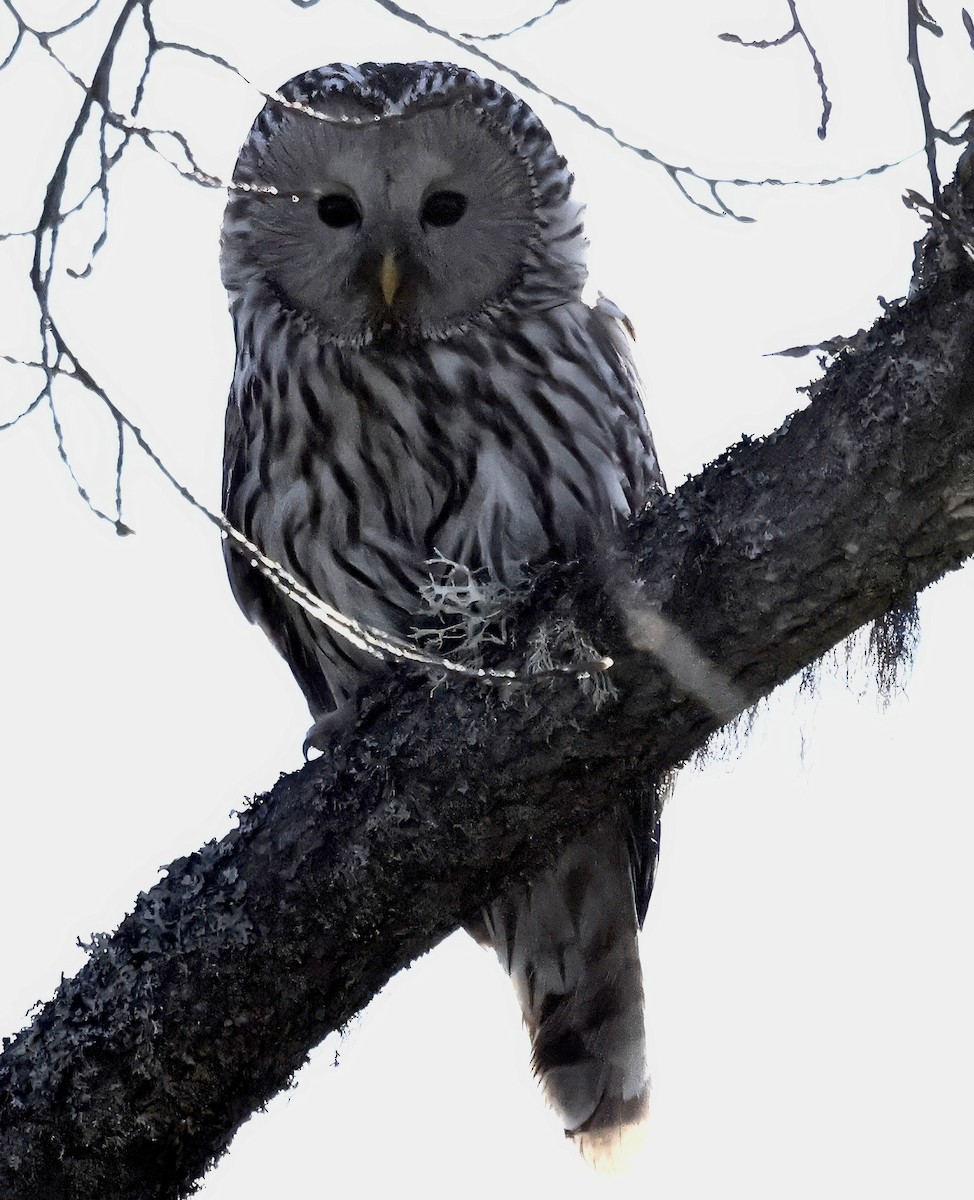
[221,62,588,344]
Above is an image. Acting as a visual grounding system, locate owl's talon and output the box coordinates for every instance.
[303,699,360,757]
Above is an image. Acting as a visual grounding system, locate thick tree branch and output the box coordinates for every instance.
[3,143,974,1200]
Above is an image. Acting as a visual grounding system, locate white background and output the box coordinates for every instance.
[1,2,973,1197]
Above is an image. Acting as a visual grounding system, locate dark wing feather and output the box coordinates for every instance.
[626,774,667,928]
[222,393,337,718]
[587,299,667,927]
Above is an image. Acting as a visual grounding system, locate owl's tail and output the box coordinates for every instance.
[470,817,651,1174]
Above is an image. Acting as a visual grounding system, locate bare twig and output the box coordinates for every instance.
[907,0,944,197]
[720,0,831,139]
[19,0,146,530]
[367,0,956,205]
[367,0,764,219]
[460,0,576,41]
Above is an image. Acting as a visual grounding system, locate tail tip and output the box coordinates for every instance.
[569,1087,650,1175]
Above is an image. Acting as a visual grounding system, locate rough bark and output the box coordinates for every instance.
[3,151,974,1200]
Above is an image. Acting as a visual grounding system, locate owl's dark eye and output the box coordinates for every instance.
[421,191,468,228]
[316,194,361,228]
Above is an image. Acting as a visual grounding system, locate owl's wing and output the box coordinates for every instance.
[222,393,337,719]
[588,293,666,500]
[626,775,666,928]
[587,296,667,926]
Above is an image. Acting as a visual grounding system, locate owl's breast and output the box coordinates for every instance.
[228,302,654,650]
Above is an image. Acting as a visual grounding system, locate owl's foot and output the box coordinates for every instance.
[303,698,361,757]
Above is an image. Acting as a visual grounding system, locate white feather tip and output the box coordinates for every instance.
[570,1088,650,1175]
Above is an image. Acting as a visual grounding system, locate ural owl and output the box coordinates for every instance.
[221,61,664,1169]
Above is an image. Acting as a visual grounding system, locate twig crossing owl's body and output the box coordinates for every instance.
[221,61,663,1169]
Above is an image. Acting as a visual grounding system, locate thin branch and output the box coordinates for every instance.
[368,0,953,204]
[720,0,831,139]
[0,392,43,429]
[0,23,22,71]
[908,0,944,197]
[154,37,255,79]
[46,0,103,38]
[46,389,118,525]
[367,0,755,219]
[23,0,144,530]
[0,357,45,429]
[460,0,576,41]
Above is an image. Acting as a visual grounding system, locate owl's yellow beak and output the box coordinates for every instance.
[380,252,400,307]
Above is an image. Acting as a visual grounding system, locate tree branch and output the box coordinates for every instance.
[908,0,945,197]
[720,0,832,139]
[3,140,974,1197]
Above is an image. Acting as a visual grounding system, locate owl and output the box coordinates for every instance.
[221,61,664,1170]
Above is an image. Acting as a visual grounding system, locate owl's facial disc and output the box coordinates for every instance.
[235,103,538,342]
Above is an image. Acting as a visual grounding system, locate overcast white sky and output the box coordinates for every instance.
[2,2,973,1197]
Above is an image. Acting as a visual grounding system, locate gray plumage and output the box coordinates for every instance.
[221,61,663,1168]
